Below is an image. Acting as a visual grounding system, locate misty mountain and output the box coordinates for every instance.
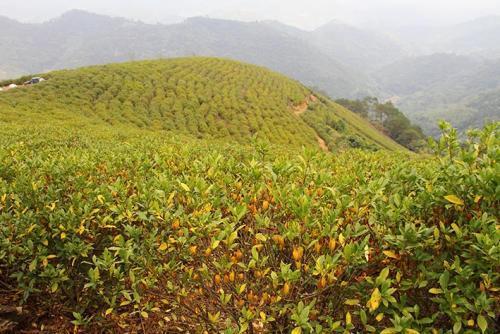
[263,20,408,71]
[376,54,500,135]
[310,21,408,71]
[391,16,500,58]
[0,10,377,98]
[373,54,481,95]
[429,16,500,57]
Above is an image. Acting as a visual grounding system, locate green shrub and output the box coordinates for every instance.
[0,121,497,332]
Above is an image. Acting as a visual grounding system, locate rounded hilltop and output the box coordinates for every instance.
[0,57,403,151]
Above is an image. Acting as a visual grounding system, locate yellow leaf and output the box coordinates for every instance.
[339,233,345,246]
[105,308,113,316]
[97,195,105,204]
[367,288,382,312]
[208,312,220,323]
[434,227,440,239]
[29,261,37,272]
[211,240,220,250]
[77,224,85,235]
[158,242,168,251]
[60,232,67,240]
[477,314,487,333]
[376,313,384,322]
[344,299,360,306]
[383,250,400,259]
[444,195,464,206]
[167,191,176,204]
[380,329,398,334]
[474,195,482,203]
[260,312,266,321]
[46,255,57,260]
[406,329,420,334]
[345,312,352,325]
[189,245,198,255]
[140,311,149,319]
[292,246,304,261]
[328,238,336,250]
[429,288,443,294]
[291,328,302,334]
[238,283,247,294]
[180,183,190,192]
[282,282,290,296]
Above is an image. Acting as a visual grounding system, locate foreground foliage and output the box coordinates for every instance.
[0,121,498,333]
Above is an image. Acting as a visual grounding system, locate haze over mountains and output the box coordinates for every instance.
[0,10,377,99]
[1,10,499,135]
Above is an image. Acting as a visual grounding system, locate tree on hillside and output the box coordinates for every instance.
[336,97,427,151]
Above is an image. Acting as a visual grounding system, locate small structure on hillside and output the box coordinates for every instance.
[24,77,45,85]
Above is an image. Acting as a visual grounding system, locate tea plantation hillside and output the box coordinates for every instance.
[0,57,403,151]
[0,58,498,333]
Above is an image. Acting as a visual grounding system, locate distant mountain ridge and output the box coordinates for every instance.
[376,55,500,135]
[310,20,408,71]
[0,10,376,99]
[0,10,498,135]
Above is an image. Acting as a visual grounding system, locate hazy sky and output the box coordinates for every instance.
[1,0,499,29]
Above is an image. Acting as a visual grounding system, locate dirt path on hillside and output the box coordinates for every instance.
[292,94,318,116]
[317,136,328,152]
[290,94,328,152]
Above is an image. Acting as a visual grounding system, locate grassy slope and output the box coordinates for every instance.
[0,57,403,151]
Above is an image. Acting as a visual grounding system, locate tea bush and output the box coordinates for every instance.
[0,121,498,333]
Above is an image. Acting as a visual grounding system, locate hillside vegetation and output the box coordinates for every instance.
[0,58,498,333]
[0,57,402,151]
[335,98,427,151]
[0,119,498,332]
